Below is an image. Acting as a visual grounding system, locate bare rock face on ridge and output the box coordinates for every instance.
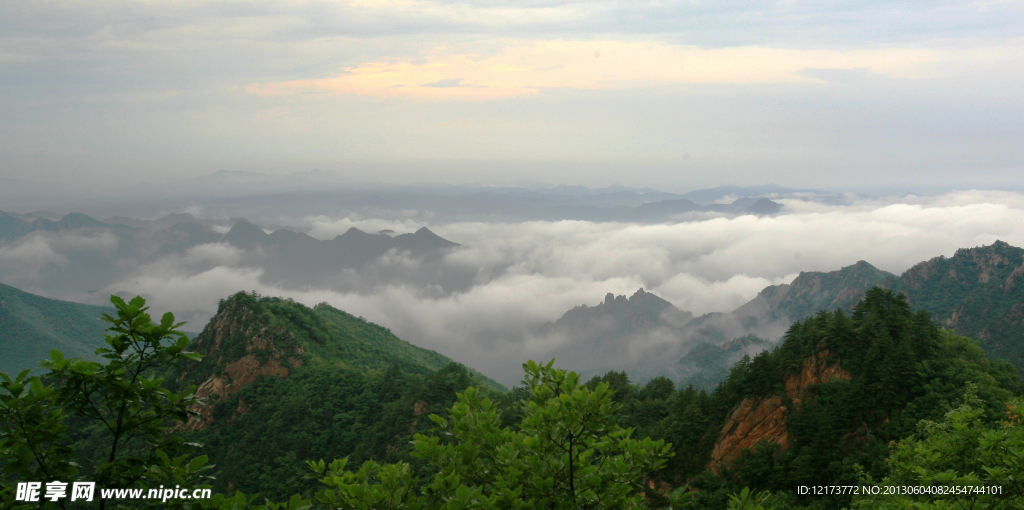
[183,293,305,428]
[708,351,852,470]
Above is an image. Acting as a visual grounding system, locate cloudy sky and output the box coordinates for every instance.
[2,0,1023,195]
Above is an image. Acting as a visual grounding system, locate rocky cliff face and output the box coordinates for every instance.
[182,296,305,428]
[708,352,851,470]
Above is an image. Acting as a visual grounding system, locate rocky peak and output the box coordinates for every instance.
[900,240,1022,288]
[183,292,305,429]
[708,351,851,470]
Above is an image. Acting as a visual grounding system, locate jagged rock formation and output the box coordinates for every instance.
[708,351,851,470]
[183,296,306,428]
[537,288,693,382]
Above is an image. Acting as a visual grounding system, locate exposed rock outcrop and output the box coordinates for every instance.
[182,297,305,429]
[708,352,851,470]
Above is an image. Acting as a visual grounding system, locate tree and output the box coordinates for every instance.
[851,383,1024,509]
[1,295,210,509]
[310,360,690,509]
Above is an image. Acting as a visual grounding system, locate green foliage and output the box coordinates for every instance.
[1,295,210,509]
[0,283,114,376]
[308,360,689,509]
[726,488,774,510]
[603,287,1023,509]
[187,362,478,501]
[851,384,1024,509]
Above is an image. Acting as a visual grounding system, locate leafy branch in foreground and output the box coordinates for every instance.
[851,382,1024,509]
[310,359,691,509]
[1,295,211,509]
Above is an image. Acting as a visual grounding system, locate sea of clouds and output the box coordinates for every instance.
[3,190,1023,385]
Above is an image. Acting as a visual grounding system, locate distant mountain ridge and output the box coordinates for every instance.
[734,260,896,326]
[538,288,694,380]
[0,210,130,244]
[545,241,1024,386]
[0,209,459,299]
[74,180,814,224]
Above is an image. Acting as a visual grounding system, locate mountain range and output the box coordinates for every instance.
[541,240,1024,387]
[0,209,460,308]
[3,239,1024,507]
[14,183,800,228]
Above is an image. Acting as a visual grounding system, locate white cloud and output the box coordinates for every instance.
[0,231,118,283]
[0,236,69,277]
[85,190,1024,385]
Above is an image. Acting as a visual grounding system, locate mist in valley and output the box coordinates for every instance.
[3,186,1022,385]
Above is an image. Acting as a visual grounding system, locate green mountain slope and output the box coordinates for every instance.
[885,240,1024,371]
[745,260,896,322]
[0,283,112,375]
[181,291,502,393]
[174,291,504,500]
[638,288,1024,509]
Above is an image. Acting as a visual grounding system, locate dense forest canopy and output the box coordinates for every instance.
[2,288,1023,509]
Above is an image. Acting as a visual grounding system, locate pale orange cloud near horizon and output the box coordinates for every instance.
[244,40,955,100]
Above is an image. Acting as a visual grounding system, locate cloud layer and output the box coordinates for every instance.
[39,191,1012,385]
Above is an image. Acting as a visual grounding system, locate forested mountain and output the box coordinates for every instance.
[0,283,112,374]
[736,260,896,325]
[548,241,1024,388]
[885,240,1024,372]
[542,260,897,386]
[604,288,1024,508]
[155,288,1023,508]
[3,273,1024,508]
[167,291,504,500]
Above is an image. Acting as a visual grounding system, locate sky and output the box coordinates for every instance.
[2,0,1024,196]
